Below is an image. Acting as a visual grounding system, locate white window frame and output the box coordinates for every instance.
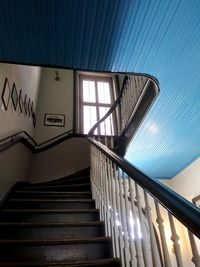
[76,72,117,135]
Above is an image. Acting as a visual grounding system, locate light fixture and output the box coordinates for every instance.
[55,70,60,81]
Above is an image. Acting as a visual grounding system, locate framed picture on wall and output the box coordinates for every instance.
[19,89,23,113]
[11,83,18,111]
[192,195,200,208]
[1,77,10,111]
[44,114,65,127]
[24,94,27,115]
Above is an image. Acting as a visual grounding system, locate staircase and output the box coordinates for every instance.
[0,168,120,267]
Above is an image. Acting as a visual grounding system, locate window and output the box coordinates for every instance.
[78,75,114,135]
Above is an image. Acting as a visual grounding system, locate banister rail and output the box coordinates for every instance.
[89,138,200,239]
[0,129,75,153]
[0,131,37,146]
[89,138,200,267]
[88,74,159,155]
[87,73,200,267]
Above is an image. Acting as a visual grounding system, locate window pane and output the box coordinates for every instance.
[99,107,113,135]
[83,80,95,102]
[83,105,97,134]
[97,82,111,104]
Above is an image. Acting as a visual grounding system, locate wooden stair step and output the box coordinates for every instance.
[18,184,91,192]
[5,199,95,209]
[0,209,99,223]
[27,176,90,186]
[0,168,119,266]
[0,221,105,239]
[0,258,120,266]
[0,237,113,262]
[12,191,92,199]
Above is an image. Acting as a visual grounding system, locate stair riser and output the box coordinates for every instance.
[30,176,91,186]
[0,242,113,261]
[11,193,92,199]
[0,225,105,239]
[5,201,95,209]
[0,212,99,223]
[19,185,91,192]
[0,262,120,267]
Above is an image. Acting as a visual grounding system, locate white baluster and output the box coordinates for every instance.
[135,185,152,267]
[143,189,160,267]
[128,178,145,267]
[102,155,110,237]
[115,166,125,267]
[116,103,121,135]
[107,159,116,256]
[124,88,129,125]
[99,151,104,221]
[168,212,184,267]
[118,170,130,266]
[110,162,120,258]
[111,136,114,150]
[188,230,200,267]
[154,201,172,267]
[105,157,112,237]
[123,175,137,267]
[120,96,124,131]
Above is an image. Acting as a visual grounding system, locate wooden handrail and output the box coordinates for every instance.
[88,74,159,136]
[89,138,200,239]
[0,130,76,153]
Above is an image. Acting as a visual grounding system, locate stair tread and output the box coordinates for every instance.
[30,175,90,185]
[0,221,104,226]
[0,258,120,266]
[1,209,99,213]
[14,191,92,194]
[0,168,118,266]
[8,199,94,203]
[21,183,91,189]
[0,237,111,244]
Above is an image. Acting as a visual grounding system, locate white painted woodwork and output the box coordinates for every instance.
[90,143,200,267]
[168,213,184,267]
[188,230,200,267]
[155,201,172,267]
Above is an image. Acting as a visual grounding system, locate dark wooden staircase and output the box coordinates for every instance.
[0,168,120,267]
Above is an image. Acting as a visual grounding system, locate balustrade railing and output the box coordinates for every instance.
[89,138,200,267]
[120,76,148,133]
[89,75,158,140]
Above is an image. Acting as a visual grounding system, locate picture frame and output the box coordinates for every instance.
[44,114,65,127]
[19,89,23,113]
[192,195,200,208]
[11,83,18,111]
[1,77,10,111]
[24,94,27,115]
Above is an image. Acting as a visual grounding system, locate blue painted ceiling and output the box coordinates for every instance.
[0,0,199,179]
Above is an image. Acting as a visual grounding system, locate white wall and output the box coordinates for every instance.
[0,144,32,200]
[160,157,200,266]
[0,63,41,138]
[161,157,200,202]
[0,63,41,201]
[34,68,74,143]
[29,137,90,183]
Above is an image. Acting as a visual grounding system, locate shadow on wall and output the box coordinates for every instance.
[0,143,32,201]
[29,137,90,183]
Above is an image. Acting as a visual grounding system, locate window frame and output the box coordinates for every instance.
[77,73,116,135]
